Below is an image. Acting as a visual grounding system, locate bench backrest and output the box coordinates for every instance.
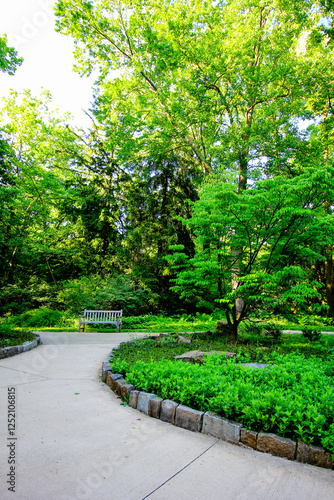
[83,310,122,322]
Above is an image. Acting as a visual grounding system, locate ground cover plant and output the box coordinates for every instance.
[110,332,334,458]
[0,323,36,348]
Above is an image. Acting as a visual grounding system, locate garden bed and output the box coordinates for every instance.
[109,332,334,460]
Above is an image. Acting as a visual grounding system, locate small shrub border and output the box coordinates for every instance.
[0,333,41,359]
[102,336,334,470]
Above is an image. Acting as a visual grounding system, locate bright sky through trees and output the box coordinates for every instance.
[0,0,95,127]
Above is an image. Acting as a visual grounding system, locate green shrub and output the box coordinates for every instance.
[263,323,282,343]
[302,328,322,343]
[12,308,66,328]
[58,274,152,316]
[111,350,334,456]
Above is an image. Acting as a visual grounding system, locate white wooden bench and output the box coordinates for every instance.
[78,310,122,333]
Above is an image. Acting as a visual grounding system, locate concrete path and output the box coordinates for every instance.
[0,332,333,500]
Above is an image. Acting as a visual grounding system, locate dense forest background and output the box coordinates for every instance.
[2,0,334,332]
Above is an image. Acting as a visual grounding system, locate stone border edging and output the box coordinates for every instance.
[0,334,41,360]
[101,343,334,471]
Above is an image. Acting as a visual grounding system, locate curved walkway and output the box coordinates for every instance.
[0,332,333,500]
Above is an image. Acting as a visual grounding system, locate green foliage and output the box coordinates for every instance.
[0,35,23,75]
[302,328,322,342]
[57,274,152,315]
[0,320,36,348]
[263,324,283,343]
[170,169,334,337]
[112,350,334,454]
[11,308,69,328]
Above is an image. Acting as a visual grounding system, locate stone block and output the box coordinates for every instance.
[240,429,258,449]
[22,341,31,352]
[297,441,333,469]
[137,392,157,415]
[30,339,38,348]
[175,405,204,432]
[257,432,296,460]
[178,336,192,344]
[149,397,163,419]
[160,400,179,424]
[106,372,121,389]
[202,412,242,444]
[101,361,111,382]
[129,391,139,409]
[114,378,127,396]
[121,383,134,400]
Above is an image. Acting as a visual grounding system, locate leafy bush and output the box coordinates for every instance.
[263,323,282,343]
[11,308,69,328]
[112,351,334,455]
[302,328,322,343]
[58,274,152,316]
[0,322,36,348]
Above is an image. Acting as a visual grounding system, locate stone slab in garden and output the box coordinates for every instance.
[239,363,268,369]
[175,405,204,432]
[240,429,258,449]
[202,412,242,444]
[297,441,333,469]
[160,400,179,424]
[114,378,127,396]
[174,350,224,364]
[137,392,157,415]
[106,373,121,390]
[121,383,134,399]
[129,390,140,409]
[257,432,296,460]
[149,397,163,419]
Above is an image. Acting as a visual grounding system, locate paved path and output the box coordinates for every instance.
[0,332,333,500]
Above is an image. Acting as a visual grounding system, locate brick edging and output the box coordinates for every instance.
[0,334,41,360]
[101,347,333,471]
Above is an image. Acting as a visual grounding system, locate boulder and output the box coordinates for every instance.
[174,350,224,364]
[177,335,192,344]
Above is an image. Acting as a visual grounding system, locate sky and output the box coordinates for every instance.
[0,0,96,128]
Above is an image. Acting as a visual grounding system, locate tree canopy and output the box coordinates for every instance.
[0,1,334,324]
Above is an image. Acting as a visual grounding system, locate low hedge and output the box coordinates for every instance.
[112,351,334,456]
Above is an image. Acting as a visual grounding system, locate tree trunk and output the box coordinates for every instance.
[325,248,334,317]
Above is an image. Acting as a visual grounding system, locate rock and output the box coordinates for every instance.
[178,335,192,344]
[257,432,296,460]
[174,350,224,365]
[202,412,242,444]
[160,400,179,424]
[216,321,230,336]
[175,405,204,432]
[114,378,127,396]
[225,352,237,359]
[106,373,121,390]
[129,391,139,409]
[149,397,163,419]
[239,363,268,370]
[137,392,157,415]
[240,429,258,449]
[101,361,111,382]
[297,441,333,469]
[121,383,134,400]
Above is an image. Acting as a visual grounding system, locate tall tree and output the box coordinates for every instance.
[170,167,334,340]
